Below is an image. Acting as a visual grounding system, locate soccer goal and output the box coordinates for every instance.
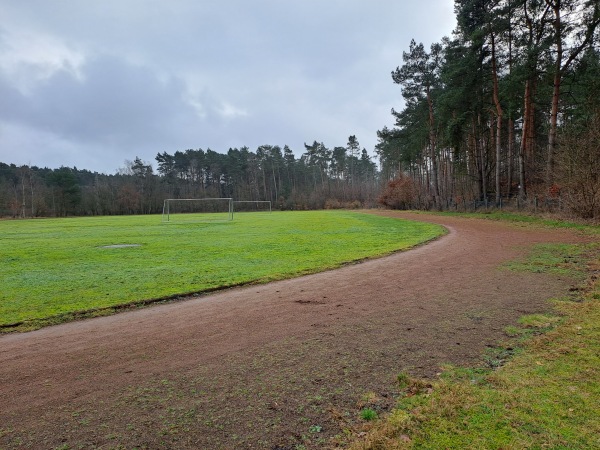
[162,198,233,222]
[232,200,272,215]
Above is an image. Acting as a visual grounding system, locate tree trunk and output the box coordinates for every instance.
[519,79,534,199]
[472,119,484,202]
[271,165,278,203]
[546,0,562,189]
[546,71,560,188]
[426,88,441,209]
[495,115,502,204]
[507,117,514,197]
[491,32,503,205]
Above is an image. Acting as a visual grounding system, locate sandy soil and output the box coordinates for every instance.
[0,212,589,449]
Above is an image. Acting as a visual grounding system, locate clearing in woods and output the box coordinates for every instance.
[0,211,592,449]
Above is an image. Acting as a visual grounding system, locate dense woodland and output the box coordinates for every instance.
[0,138,378,217]
[2,0,599,219]
[377,0,600,218]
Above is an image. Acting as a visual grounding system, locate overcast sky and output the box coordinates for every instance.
[0,1,455,174]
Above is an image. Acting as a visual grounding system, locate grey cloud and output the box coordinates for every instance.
[0,0,456,173]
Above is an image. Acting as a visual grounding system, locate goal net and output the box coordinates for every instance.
[162,198,233,222]
[232,200,272,214]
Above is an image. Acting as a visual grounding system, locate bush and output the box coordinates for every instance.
[324,198,342,209]
[377,175,418,210]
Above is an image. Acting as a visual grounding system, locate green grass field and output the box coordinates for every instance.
[0,210,443,329]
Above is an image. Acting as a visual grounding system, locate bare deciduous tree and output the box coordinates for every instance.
[556,112,600,218]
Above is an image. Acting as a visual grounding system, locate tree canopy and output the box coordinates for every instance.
[0,137,379,217]
[378,0,600,217]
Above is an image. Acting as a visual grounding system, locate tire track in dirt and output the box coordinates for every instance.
[0,212,589,449]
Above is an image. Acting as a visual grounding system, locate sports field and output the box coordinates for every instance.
[0,210,443,328]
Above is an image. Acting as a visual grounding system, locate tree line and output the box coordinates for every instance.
[377,0,600,218]
[0,137,379,217]
[4,0,598,219]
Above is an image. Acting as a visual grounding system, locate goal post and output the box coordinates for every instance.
[162,198,233,222]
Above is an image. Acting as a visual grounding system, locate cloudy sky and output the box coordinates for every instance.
[0,1,455,174]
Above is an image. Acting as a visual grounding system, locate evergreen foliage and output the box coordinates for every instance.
[377,0,600,218]
[0,137,379,217]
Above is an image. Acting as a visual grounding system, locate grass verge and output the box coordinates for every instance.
[0,210,444,332]
[348,232,600,449]
[435,210,600,234]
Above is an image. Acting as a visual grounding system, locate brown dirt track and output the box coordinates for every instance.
[0,212,590,449]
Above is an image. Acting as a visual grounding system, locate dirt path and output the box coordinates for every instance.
[0,212,589,449]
